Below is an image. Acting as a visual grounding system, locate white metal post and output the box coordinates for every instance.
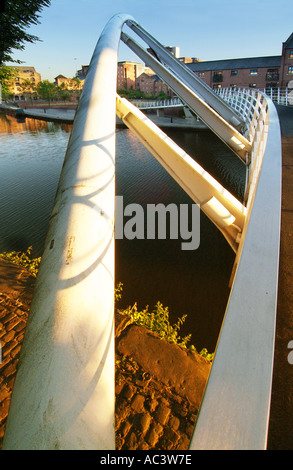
[2,13,134,450]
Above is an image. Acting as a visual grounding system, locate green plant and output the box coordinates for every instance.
[115,283,214,362]
[36,80,57,104]
[114,282,123,302]
[123,301,192,349]
[0,246,41,278]
[189,345,214,362]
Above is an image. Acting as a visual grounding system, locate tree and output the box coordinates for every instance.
[57,82,70,102]
[0,65,17,99]
[70,77,83,100]
[36,80,57,104]
[18,78,37,102]
[0,0,51,66]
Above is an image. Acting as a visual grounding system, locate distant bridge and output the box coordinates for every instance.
[134,87,293,110]
[2,14,282,450]
[133,97,183,109]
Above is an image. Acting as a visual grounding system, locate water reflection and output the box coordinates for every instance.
[116,127,245,351]
[0,114,71,255]
[0,112,72,134]
[0,113,246,351]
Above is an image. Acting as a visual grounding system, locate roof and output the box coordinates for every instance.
[136,72,155,79]
[11,66,37,72]
[284,33,293,49]
[187,55,282,72]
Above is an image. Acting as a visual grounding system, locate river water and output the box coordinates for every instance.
[0,112,245,351]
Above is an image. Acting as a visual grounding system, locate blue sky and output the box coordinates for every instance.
[6,0,293,81]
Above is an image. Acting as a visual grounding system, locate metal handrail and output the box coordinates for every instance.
[134,97,183,108]
[190,93,281,449]
[2,14,282,451]
[262,87,293,106]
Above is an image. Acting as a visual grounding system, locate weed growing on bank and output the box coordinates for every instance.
[115,282,214,362]
[0,249,214,362]
[0,246,41,278]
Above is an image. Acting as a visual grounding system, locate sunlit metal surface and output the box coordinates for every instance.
[2,12,134,450]
[189,97,282,449]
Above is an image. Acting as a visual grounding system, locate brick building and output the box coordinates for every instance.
[9,66,41,101]
[117,61,155,90]
[54,74,83,90]
[188,56,282,91]
[187,32,293,92]
[77,61,155,92]
[135,72,171,96]
[280,32,293,88]
[76,65,89,80]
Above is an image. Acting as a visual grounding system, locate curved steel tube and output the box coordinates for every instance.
[2,13,134,450]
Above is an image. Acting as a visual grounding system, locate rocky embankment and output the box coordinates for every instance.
[0,259,211,450]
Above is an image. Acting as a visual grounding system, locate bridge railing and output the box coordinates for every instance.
[132,97,183,108]
[216,87,259,131]
[189,87,281,449]
[2,15,282,451]
[215,87,271,203]
[217,85,293,108]
[262,87,293,106]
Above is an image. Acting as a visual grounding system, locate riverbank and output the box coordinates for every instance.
[0,259,211,450]
[0,104,208,130]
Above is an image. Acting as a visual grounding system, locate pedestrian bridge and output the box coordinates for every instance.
[134,86,293,112]
[2,14,282,450]
[133,97,183,109]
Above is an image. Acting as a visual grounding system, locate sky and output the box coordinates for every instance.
[6,0,293,82]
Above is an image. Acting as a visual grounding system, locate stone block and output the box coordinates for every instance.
[131,394,145,413]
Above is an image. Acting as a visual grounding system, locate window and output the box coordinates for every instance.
[288,66,293,74]
[250,69,258,75]
[231,70,238,76]
[198,72,205,77]
[213,71,223,82]
[249,83,257,88]
[266,69,279,81]
[289,50,293,58]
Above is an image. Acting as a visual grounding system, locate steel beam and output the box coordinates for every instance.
[121,32,251,162]
[126,20,246,130]
[116,95,246,252]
